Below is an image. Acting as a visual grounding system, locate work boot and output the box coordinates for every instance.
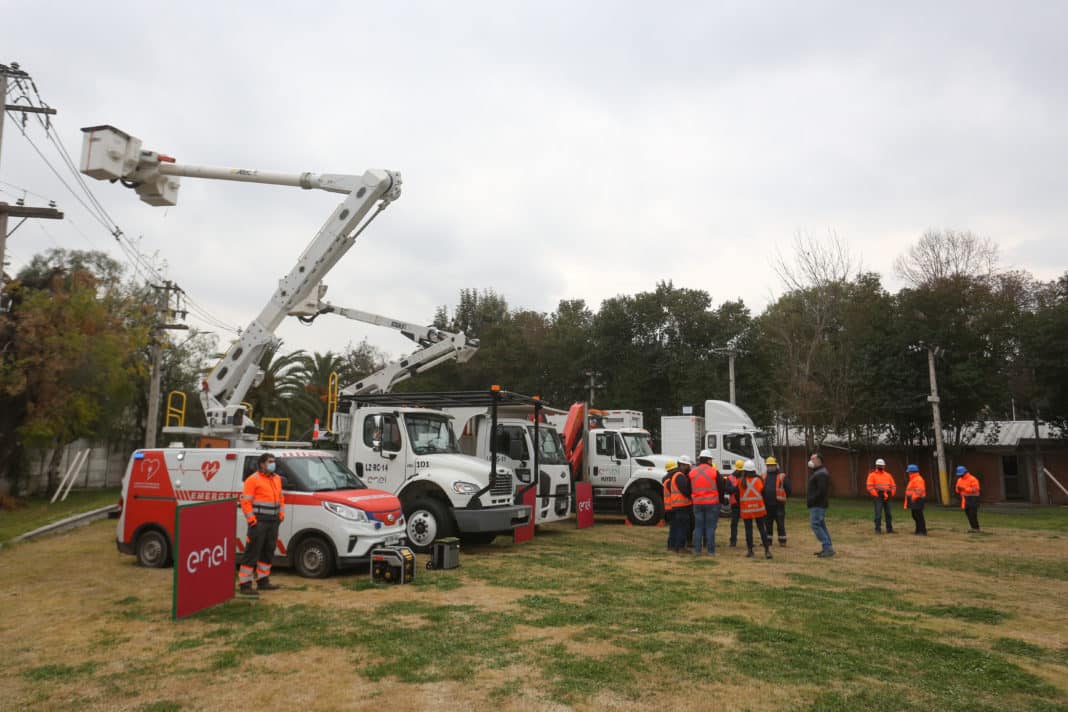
[238,582,259,597]
[764,546,772,560]
[817,549,836,558]
[887,528,895,534]
[779,539,787,547]
[257,578,281,591]
[729,541,737,547]
[746,547,754,558]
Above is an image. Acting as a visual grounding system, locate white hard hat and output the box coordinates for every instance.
[677,455,694,466]
[743,459,756,472]
[875,458,886,467]
[698,449,714,460]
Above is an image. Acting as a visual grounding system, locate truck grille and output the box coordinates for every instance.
[491,472,512,497]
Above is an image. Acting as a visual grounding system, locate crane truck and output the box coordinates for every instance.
[81,125,528,564]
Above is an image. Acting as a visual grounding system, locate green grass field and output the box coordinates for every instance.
[0,488,120,544]
[1,499,1066,710]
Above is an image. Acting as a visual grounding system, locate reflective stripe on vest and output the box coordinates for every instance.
[662,478,674,512]
[739,477,766,518]
[690,464,720,505]
[775,472,787,502]
[667,471,691,509]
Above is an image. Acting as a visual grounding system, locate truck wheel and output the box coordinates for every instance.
[136,529,170,568]
[624,488,663,526]
[293,536,335,578]
[404,499,456,553]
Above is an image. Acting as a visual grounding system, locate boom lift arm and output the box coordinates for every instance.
[79,125,401,438]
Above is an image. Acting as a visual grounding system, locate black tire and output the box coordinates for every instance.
[293,535,335,579]
[135,529,170,568]
[404,498,456,553]
[624,486,663,526]
[459,533,496,547]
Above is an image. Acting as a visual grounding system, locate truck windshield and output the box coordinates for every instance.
[529,427,567,465]
[754,433,771,459]
[278,457,366,492]
[622,433,654,457]
[405,414,460,455]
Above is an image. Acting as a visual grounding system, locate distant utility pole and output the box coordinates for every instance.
[711,347,742,404]
[926,345,950,506]
[145,280,188,447]
[1,63,63,294]
[583,369,604,406]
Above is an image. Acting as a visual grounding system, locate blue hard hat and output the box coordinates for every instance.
[907,464,919,473]
[955,465,967,475]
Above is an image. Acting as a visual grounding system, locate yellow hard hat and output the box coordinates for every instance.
[734,459,745,470]
[765,456,778,466]
[665,460,677,471]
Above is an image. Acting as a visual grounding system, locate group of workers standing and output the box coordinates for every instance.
[663,452,984,560]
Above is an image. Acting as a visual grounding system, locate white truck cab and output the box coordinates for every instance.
[702,400,772,474]
[447,405,572,525]
[339,395,531,551]
[115,447,406,578]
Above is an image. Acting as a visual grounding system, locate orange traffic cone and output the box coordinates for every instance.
[313,418,320,441]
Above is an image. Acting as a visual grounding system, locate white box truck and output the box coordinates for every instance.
[660,415,705,462]
[702,400,773,474]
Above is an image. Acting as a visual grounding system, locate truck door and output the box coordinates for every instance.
[721,433,754,471]
[358,412,409,494]
[494,425,532,486]
[590,431,626,488]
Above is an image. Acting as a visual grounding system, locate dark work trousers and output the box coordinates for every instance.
[743,516,770,550]
[241,518,280,576]
[668,508,692,550]
[729,505,741,545]
[964,505,980,530]
[768,502,787,542]
[873,497,894,532]
[911,507,927,535]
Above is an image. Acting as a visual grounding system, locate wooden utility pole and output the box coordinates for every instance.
[1,63,62,293]
[927,346,950,506]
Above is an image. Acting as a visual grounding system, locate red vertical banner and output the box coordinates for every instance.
[575,482,594,529]
[173,498,236,620]
[513,486,536,544]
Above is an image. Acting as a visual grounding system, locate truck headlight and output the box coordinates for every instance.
[452,481,481,495]
[322,501,369,522]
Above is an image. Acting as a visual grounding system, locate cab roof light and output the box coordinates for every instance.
[133,452,145,460]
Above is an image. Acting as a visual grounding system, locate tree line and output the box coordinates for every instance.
[2,231,1065,493]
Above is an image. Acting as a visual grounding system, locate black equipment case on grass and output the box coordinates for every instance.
[427,537,461,570]
[370,546,415,584]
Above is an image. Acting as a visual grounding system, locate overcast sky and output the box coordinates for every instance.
[3,1,1066,361]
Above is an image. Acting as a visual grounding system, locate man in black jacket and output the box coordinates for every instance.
[806,453,835,558]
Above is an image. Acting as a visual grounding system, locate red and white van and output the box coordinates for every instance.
[116,447,406,578]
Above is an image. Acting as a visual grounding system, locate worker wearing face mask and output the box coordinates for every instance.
[238,452,286,596]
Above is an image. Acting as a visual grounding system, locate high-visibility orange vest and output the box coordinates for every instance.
[866,469,897,498]
[955,473,980,509]
[666,471,692,509]
[662,474,675,513]
[689,463,720,506]
[775,472,787,502]
[726,474,740,506]
[739,476,766,519]
[241,471,285,521]
[904,473,926,509]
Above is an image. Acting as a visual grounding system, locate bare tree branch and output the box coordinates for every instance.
[894,230,999,287]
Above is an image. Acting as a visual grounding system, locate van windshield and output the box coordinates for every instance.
[405,414,460,455]
[529,427,567,465]
[622,433,654,457]
[753,433,771,459]
[278,457,366,492]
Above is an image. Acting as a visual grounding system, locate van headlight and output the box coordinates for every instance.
[322,501,369,522]
[452,481,481,494]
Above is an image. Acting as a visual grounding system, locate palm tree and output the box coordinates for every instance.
[293,351,345,425]
[244,344,319,437]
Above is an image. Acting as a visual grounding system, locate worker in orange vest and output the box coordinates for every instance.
[903,464,927,535]
[762,456,791,546]
[238,452,286,596]
[689,450,723,556]
[866,458,897,534]
[666,456,694,553]
[662,460,678,551]
[739,460,772,559]
[725,459,744,547]
[954,465,981,533]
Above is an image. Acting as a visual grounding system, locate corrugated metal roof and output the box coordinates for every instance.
[779,421,1065,449]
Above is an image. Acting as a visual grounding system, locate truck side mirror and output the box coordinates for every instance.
[509,440,524,461]
[372,439,382,453]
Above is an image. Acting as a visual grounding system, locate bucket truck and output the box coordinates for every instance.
[80,125,529,553]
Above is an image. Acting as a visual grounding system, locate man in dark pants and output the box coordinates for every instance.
[762,456,791,546]
[238,452,286,596]
[807,453,834,558]
[667,456,694,553]
[726,459,744,547]
[904,464,927,535]
[662,460,678,552]
[955,465,981,533]
[866,458,897,534]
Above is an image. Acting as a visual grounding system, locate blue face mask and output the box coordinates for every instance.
[266,462,277,473]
